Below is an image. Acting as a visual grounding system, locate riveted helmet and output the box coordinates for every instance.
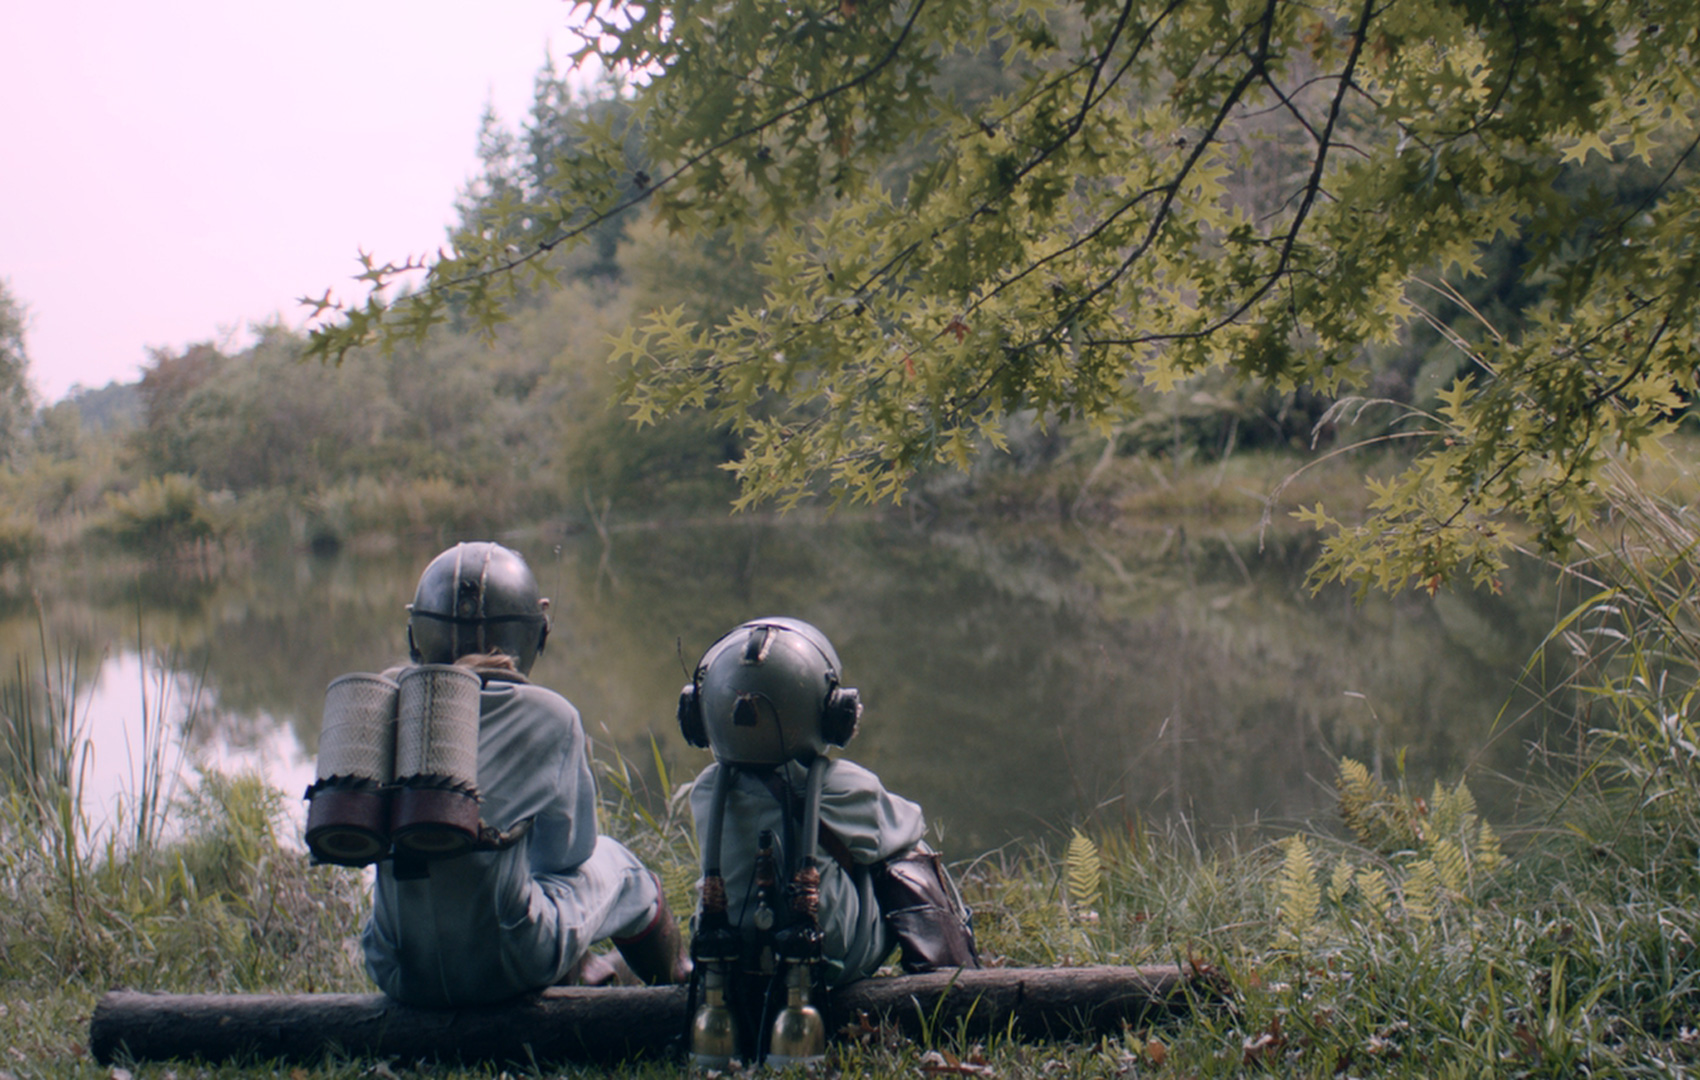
[679,617,860,767]
[407,542,550,675]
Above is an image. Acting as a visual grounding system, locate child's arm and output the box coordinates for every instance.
[815,759,926,864]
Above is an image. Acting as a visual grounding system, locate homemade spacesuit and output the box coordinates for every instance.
[686,756,925,987]
[355,542,684,1007]
[678,617,977,1067]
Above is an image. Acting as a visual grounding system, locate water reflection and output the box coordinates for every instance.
[30,650,316,843]
[9,518,1564,855]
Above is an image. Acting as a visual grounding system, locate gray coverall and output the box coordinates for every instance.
[687,758,926,985]
[363,677,657,1007]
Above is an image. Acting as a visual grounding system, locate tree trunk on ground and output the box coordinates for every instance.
[91,964,1212,1067]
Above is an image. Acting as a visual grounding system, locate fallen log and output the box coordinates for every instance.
[91,964,1212,1067]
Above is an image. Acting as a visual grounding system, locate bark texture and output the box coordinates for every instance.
[91,964,1208,1067]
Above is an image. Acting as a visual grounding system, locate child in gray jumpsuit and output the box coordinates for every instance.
[361,542,685,1007]
[678,617,976,997]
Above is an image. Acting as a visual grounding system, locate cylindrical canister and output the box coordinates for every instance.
[391,663,483,858]
[305,672,399,867]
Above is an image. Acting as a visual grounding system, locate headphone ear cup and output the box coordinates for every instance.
[678,684,709,749]
[821,686,861,747]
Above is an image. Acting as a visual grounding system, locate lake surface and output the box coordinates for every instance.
[5,514,1568,856]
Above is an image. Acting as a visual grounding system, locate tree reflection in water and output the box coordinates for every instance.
[10,519,1565,855]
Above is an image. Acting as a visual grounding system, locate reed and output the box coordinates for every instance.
[1,607,95,939]
[0,616,369,1067]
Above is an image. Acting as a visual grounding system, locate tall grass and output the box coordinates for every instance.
[596,735,703,927]
[0,620,369,1067]
[1087,457,1700,1078]
[1548,461,1700,848]
[1,614,96,946]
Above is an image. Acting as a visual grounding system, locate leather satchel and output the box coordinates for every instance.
[873,845,981,972]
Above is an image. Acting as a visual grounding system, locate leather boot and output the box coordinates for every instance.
[613,882,692,985]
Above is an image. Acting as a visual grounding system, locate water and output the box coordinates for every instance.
[74,651,317,841]
[7,515,1566,856]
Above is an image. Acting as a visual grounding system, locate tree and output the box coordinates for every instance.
[306,0,1700,594]
[0,281,36,462]
[451,58,643,286]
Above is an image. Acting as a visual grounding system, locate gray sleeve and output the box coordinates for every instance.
[818,759,927,864]
[518,692,600,873]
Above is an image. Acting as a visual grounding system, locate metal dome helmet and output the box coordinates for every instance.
[407,542,551,675]
[678,617,860,767]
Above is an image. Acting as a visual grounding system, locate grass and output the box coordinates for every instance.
[6,757,1693,1079]
[1,627,369,1074]
[7,463,1700,1077]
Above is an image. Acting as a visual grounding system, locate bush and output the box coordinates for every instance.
[0,503,42,567]
[97,473,225,550]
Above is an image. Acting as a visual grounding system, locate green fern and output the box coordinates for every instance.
[1336,758,1421,854]
[1475,819,1505,873]
[1336,758,1381,842]
[1356,867,1391,921]
[1404,858,1440,925]
[1432,837,1468,896]
[1277,836,1321,944]
[1337,759,1508,899]
[1327,858,1355,906]
[659,858,698,918]
[1429,777,1477,840]
[1330,759,1509,933]
[1065,829,1103,919]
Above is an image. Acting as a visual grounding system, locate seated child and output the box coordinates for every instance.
[677,617,976,990]
[358,542,685,1006]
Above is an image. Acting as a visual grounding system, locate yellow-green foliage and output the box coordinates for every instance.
[0,502,43,566]
[1277,836,1321,945]
[1336,757,1422,854]
[1337,757,1502,871]
[1064,829,1103,919]
[99,473,224,549]
[1327,758,1505,927]
[315,0,1700,599]
[1355,866,1392,921]
[1327,857,1354,906]
[1474,818,1505,873]
[1403,858,1442,925]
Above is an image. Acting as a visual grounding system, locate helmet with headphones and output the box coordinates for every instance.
[678,617,860,766]
[407,542,551,675]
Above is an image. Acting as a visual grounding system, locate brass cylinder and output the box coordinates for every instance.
[766,965,825,1068]
[689,969,738,1072]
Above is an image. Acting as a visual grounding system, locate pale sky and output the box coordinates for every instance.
[2,1,588,403]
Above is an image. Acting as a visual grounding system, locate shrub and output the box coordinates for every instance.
[97,473,224,550]
[0,503,42,566]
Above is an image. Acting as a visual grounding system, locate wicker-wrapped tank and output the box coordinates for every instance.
[390,663,483,857]
[304,672,399,866]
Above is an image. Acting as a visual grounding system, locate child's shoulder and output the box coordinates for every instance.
[684,756,891,798]
[823,756,888,793]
